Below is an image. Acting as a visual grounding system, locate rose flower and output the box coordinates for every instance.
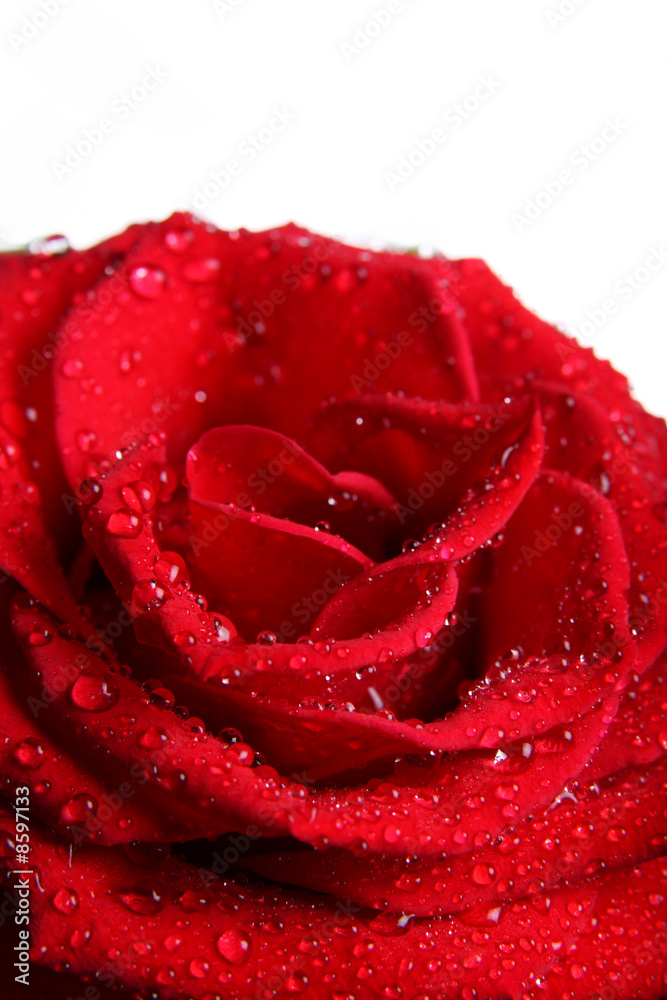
[1,215,666,999]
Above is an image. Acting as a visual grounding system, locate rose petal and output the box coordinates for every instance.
[443,254,667,490]
[537,382,667,669]
[7,807,666,999]
[0,230,139,621]
[10,596,319,844]
[309,394,544,549]
[246,753,667,915]
[186,429,376,640]
[186,424,399,560]
[466,468,635,738]
[54,220,479,492]
[582,651,667,779]
[283,696,616,856]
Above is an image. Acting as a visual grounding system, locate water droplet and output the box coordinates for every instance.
[217,727,243,744]
[333,267,358,292]
[60,793,97,824]
[163,229,193,253]
[78,478,103,506]
[52,887,79,914]
[0,441,20,470]
[139,726,169,749]
[120,879,165,915]
[70,927,91,949]
[414,627,434,649]
[154,551,189,586]
[229,743,254,766]
[216,928,252,965]
[28,627,53,647]
[76,430,97,453]
[189,958,210,979]
[178,888,209,912]
[13,738,45,769]
[62,358,84,378]
[183,258,221,283]
[285,971,309,992]
[131,578,166,611]
[471,862,496,885]
[173,630,195,647]
[479,726,504,748]
[144,681,175,711]
[122,481,156,513]
[20,287,40,305]
[129,265,166,299]
[30,234,70,256]
[213,616,233,642]
[70,673,120,712]
[106,508,142,538]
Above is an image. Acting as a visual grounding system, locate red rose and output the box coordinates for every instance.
[1,214,667,999]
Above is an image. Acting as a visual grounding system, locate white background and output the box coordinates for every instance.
[1,0,666,416]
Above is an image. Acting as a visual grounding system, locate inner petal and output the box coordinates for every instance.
[186,426,399,640]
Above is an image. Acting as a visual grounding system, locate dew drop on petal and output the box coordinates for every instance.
[120,879,165,915]
[285,971,309,992]
[62,358,84,378]
[173,630,196,648]
[70,927,92,949]
[13,738,45,769]
[414,627,434,649]
[70,673,120,712]
[472,862,496,885]
[28,627,53,647]
[216,928,252,965]
[189,958,210,979]
[183,258,221,283]
[60,793,97,824]
[129,265,166,299]
[106,509,143,538]
[154,551,189,585]
[76,430,97,453]
[139,726,169,750]
[52,887,79,914]
[163,229,193,253]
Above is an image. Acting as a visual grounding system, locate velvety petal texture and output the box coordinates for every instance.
[0,216,666,1000]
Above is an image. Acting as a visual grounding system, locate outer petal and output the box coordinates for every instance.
[0,228,139,621]
[54,219,479,491]
[246,754,667,915]
[285,696,616,856]
[442,254,667,493]
[10,597,312,844]
[537,382,667,669]
[6,810,667,999]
